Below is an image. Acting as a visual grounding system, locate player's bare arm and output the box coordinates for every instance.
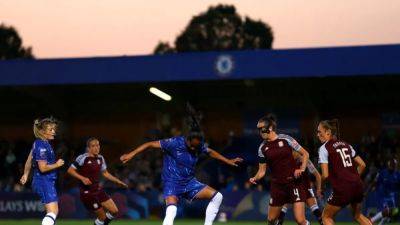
[120,141,161,163]
[102,170,128,188]
[20,150,33,185]
[207,148,243,167]
[294,147,309,178]
[313,167,323,198]
[353,156,366,175]
[37,159,64,173]
[67,166,92,185]
[249,163,267,184]
[320,163,329,185]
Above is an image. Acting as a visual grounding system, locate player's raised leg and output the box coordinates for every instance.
[322,203,341,225]
[276,204,288,225]
[195,186,223,225]
[307,195,323,225]
[293,201,309,225]
[351,202,373,225]
[93,208,106,225]
[163,196,178,225]
[42,202,58,225]
[101,198,119,225]
[268,206,283,225]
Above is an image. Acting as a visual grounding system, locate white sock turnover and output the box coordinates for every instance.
[163,204,177,225]
[42,212,56,225]
[204,192,223,225]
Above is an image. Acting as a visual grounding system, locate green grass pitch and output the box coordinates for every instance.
[1,220,399,225]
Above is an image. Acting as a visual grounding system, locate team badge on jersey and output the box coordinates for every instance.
[97,159,101,164]
[39,148,46,158]
[278,141,284,147]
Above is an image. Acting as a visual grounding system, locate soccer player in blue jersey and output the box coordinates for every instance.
[120,121,242,225]
[19,117,65,225]
[370,158,400,225]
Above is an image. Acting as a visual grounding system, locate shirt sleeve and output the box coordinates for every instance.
[318,145,329,164]
[32,141,48,162]
[70,154,86,169]
[258,143,266,163]
[306,160,317,174]
[100,156,107,172]
[159,137,176,153]
[200,142,210,155]
[280,134,302,151]
[349,145,358,158]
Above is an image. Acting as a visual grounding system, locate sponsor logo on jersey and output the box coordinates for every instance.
[39,148,46,158]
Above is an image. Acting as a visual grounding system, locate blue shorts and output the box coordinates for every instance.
[32,178,58,204]
[380,194,397,210]
[163,178,207,201]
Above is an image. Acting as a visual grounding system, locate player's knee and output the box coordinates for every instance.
[165,204,177,217]
[109,208,118,216]
[322,210,330,219]
[322,216,332,225]
[212,192,223,204]
[353,212,363,221]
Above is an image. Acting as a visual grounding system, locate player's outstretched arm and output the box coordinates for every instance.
[37,159,64,173]
[20,150,33,185]
[102,170,128,188]
[120,141,161,164]
[207,148,243,167]
[353,156,366,175]
[249,163,267,184]
[67,166,92,185]
[312,166,323,198]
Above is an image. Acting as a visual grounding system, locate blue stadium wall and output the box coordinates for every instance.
[0,44,400,86]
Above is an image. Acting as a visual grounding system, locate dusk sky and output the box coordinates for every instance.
[1,0,400,59]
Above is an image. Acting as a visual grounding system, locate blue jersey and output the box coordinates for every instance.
[159,136,209,184]
[32,139,57,181]
[376,168,400,197]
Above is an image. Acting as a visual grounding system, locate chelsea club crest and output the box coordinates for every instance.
[215,55,234,77]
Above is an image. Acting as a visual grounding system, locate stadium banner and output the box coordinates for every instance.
[0,189,383,220]
[0,192,45,218]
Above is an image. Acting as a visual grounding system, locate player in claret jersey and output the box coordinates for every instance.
[276,152,323,225]
[67,138,128,225]
[317,119,371,225]
[249,114,311,225]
